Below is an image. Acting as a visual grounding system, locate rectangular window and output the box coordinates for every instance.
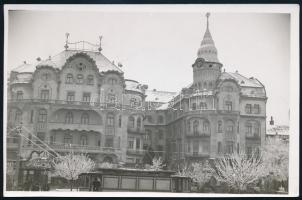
[193,140,199,153]
[128,140,134,149]
[105,137,114,147]
[245,104,252,114]
[50,135,55,145]
[30,110,34,123]
[82,93,91,104]
[254,104,260,114]
[66,91,75,102]
[246,125,252,136]
[16,91,23,100]
[136,138,140,149]
[37,132,45,144]
[225,101,232,111]
[226,141,234,154]
[41,90,50,101]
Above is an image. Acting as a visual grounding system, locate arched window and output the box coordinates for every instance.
[107,94,116,104]
[226,120,234,133]
[158,115,164,124]
[129,116,135,128]
[87,75,94,85]
[38,109,47,123]
[193,120,199,135]
[77,74,84,84]
[15,110,22,123]
[66,74,73,84]
[16,91,23,100]
[187,121,191,132]
[137,117,141,128]
[218,120,223,133]
[218,142,222,154]
[64,133,72,145]
[81,113,89,124]
[107,114,114,127]
[80,134,88,146]
[65,112,73,124]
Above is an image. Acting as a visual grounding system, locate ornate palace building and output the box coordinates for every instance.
[7,14,267,174]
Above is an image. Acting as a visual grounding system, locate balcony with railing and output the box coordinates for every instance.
[127,127,144,134]
[186,131,211,138]
[22,143,122,154]
[48,122,102,132]
[185,151,210,158]
[126,149,145,155]
[7,98,141,111]
[225,132,237,141]
[246,133,261,140]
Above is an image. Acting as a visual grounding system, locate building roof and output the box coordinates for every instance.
[11,49,123,74]
[124,79,144,93]
[219,72,263,88]
[47,50,123,73]
[145,90,177,103]
[11,72,33,84]
[266,125,289,136]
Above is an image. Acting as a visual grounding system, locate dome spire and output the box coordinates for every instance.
[206,12,210,30]
[197,13,219,63]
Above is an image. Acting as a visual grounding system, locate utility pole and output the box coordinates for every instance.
[14,122,22,191]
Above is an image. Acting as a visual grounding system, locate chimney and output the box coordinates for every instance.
[269,116,274,125]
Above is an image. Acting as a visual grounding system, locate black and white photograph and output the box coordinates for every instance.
[3,4,299,197]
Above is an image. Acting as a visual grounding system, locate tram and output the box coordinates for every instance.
[78,168,191,193]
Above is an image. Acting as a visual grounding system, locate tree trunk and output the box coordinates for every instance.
[70,179,73,191]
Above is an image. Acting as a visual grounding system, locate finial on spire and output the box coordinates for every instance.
[98,35,103,52]
[206,12,210,29]
[64,33,70,50]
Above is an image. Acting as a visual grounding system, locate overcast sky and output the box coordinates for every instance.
[6,9,290,126]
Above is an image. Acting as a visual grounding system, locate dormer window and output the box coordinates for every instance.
[87,75,94,85]
[42,73,50,81]
[77,74,84,84]
[108,78,117,85]
[66,74,73,84]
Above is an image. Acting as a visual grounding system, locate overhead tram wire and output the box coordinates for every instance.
[19,125,62,158]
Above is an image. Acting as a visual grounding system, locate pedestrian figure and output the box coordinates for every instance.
[92,178,101,191]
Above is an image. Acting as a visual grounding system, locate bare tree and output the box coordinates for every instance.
[211,152,267,193]
[150,157,165,171]
[52,152,95,191]
[262,137,289,182]
[177,161,212,191]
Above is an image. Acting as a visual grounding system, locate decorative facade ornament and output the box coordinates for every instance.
[64,33,70,50]
[98,35,103,52]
